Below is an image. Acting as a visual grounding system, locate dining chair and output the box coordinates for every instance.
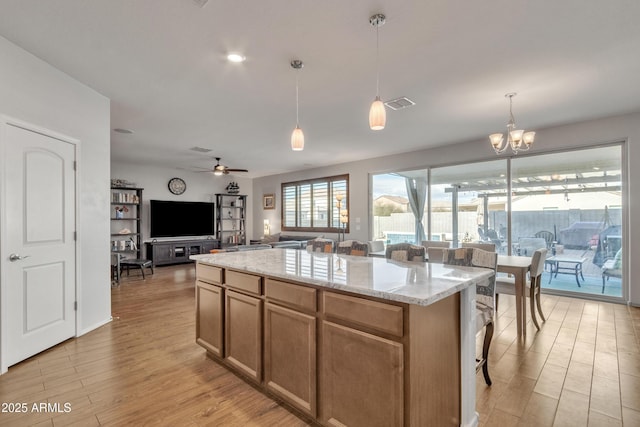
[384,243,426,262]
[495,248,547,330]
[461,242,496,252]
[336,240,369,256]
[442,247,497,386]
[306,238,335,253]
[426,247,446,264]
[367,240,385,253]
[421,240,451,249]
[423,241,450,263]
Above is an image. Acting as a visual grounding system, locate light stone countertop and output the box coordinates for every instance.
[190,248,493,306]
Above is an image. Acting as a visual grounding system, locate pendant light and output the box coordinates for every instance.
[369,13,386,130]
[291,59,304,151]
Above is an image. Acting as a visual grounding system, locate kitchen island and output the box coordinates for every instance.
[191,248,492,427]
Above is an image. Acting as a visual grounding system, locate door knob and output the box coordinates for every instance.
[9,253,30,262]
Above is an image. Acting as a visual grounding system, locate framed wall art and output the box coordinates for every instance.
[263,193,275,209]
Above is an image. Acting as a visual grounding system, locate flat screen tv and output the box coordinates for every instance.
[150,200,215,238]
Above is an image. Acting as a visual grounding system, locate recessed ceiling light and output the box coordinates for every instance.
[227,53,246,63]
[113,128,134,134]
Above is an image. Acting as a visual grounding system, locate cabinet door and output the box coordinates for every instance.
[225,290,262,382]
[264,302,316,417]
[152,243,173,265]
[195,281,224,357]
[321,321,403,427]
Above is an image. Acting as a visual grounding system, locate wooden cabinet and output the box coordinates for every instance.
[194,261,463,427]
[225,289,262,382]
[264,302,317,417]
[195,281,224,357]
[320,289,404,427]
[320,321,404,427]
[146,239,220,266]
[111,186,143,259]
[216,193,247,247]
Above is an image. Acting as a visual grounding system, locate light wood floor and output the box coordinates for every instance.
[0,264,638,426]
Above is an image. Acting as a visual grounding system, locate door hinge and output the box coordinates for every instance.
[73,231,77,241]
[74,301,77,311]
[73,161,77,171]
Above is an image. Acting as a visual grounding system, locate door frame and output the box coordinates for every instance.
[0,115,80,374]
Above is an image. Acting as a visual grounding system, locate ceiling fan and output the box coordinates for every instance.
[209,157,249,176]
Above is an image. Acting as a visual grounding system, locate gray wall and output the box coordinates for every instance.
[252,112,640,305]
[111,162,254,252]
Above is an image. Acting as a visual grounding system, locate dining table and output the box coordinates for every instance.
[497,255,532,336]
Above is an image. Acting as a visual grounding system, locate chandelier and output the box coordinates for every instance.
[489,93,535,154]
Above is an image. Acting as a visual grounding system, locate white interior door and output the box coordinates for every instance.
[1,119,77,370]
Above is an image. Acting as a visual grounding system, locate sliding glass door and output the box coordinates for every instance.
[370,143,624,300]
[430,160,507,251]
[510,145,622,297]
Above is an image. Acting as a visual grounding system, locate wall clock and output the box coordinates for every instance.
[168,177,186,195]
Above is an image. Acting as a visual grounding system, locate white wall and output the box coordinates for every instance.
[111,162,254,251]
[0,36,111,336]
[252,112,640,305]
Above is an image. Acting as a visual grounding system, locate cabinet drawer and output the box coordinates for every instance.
[197,263,223,285]
[265,279,316,313]
[322,292,403,338]
[226,270,262,295]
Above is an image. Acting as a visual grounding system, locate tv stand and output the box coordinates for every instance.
[146,239,220,266]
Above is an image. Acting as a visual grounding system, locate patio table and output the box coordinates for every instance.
[545,255,586,286]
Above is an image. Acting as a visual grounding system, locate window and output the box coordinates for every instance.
[371,171,428,245]
[282,174,348,232]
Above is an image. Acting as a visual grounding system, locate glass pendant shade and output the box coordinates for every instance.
[369,96,386,130]
[291,126,304,151]
[523,131,536,147]
[509,129,524,148]
[489,133,504,149]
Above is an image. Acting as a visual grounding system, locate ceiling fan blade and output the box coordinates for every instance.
[225,168,249,173]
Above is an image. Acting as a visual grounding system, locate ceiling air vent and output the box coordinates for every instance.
[190,146,212,153]
[384,97,416,111]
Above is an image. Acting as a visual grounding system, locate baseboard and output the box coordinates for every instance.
[76,317,112,337]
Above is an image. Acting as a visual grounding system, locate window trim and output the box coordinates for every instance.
[281,174,349,233]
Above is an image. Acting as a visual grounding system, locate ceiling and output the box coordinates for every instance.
[1,0,639,178]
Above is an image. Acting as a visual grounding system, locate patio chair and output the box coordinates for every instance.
[601,249,622,293]
[496,248,547,330]
[442,247,497,386]
[534,230,555,249]
[385,243,426,262]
